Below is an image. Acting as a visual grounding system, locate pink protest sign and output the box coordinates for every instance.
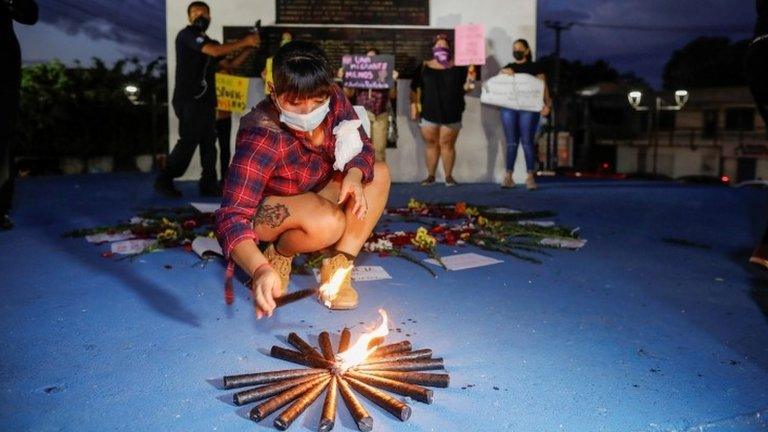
[454,24,486,66]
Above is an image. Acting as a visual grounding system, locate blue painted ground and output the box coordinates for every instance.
[2,173,768,432]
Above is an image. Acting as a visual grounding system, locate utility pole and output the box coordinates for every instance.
[543,20,572,171]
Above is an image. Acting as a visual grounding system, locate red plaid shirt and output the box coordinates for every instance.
[215,85,375,259]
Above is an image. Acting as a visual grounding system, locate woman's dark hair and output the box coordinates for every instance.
[272,40,334,101]
[366,48,380,55]
[514,38,533,62]
[187,1,209,15]
[432,33,451,48]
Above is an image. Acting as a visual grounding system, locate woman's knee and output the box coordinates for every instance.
[313,199,346,246]
[372,162,391,189]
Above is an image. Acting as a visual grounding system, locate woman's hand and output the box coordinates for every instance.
[410,103,420,121]
[541,105,551,117]
[500,67,514,75]
[339,168,367,220]
[251,264,282,319]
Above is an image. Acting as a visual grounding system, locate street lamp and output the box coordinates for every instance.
[124,84,141,105]
[627,89,689,175]
[123,83,160,172]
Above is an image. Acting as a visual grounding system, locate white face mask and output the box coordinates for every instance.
[275,97,331,132]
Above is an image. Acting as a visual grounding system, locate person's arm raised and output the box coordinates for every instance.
[202,33,260,58]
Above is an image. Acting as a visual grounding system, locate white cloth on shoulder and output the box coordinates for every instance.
[332,111,369,171]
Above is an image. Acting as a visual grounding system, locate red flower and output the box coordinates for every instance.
[443,231,457,245]
[183,220,197,230]
[183,243,193,252]
[430,225,446,234]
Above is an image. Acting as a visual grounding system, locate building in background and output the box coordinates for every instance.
[569,84,766,183]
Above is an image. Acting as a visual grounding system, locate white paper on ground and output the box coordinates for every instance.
[192,236,223,258]
[424,252,503,270]
[312,266,392,282]
[85,231,134,243]
[111,239,157,255]
[190,202,220,213]
[517,220,556,227]
[539,237,587,249]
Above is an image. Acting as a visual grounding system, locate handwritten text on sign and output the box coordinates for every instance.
[480,73,545,112]
[215,73,250,113]
[454,24,486,66]
[342,54,395,90]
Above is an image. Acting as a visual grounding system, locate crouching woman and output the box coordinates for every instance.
[215,41,391,318]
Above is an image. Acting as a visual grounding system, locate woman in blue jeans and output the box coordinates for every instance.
[499,39,551,190]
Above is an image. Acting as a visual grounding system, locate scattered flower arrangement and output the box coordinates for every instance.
[64,200,585,276]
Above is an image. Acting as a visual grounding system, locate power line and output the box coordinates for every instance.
[571,21,751,33]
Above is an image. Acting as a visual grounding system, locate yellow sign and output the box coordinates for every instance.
[215,73,250,113]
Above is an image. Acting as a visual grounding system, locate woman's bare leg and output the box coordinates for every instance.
[438,126,460,180]
[317,162,391,256]
[254,192,346,256]
[420,125,440,178]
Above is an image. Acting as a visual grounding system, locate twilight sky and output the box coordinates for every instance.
[14,0,757,89]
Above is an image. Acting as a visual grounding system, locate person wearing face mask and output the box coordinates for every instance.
[340,48,399,162]
[410,34,476,187]
[154,1,260,198]
[215,41,390,319]
[498,39,551,190]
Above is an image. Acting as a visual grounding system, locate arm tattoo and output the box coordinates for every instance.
[252,203,290,228]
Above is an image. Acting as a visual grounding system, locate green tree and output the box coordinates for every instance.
[18,57,168,168]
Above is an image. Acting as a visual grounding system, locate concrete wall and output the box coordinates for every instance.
[165,0,538,183]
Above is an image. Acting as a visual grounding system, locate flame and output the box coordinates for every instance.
[318,265,353,306]
[335,309,389,371]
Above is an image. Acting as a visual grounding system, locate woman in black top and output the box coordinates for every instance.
[499,39,551,190]
[410,34,476,186]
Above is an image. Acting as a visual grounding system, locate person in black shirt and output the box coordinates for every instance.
[746,0,768,270]
[154,1,260,198]
[498,39,551,190]
[0,0,37,230]
[410,34,476,187]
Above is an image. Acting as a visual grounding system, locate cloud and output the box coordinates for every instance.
[37,0,165,57]
[537,0,755,87]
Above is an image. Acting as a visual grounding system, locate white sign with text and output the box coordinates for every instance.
[481,73,544,112]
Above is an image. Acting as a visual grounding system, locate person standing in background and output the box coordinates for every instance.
[498,38,551,190]
[410,34,476,187]
[154,1,260,198]
[0,0,38,230]
[215,45,258,185]
[262,31,293,96]
[341,48,398,162]
[746,0,768,270]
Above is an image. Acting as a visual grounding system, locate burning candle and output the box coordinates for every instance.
[318,331,335,362]
[223,368,326,390]
[335,309,389,372]
[234,374,321,406]
[365,348,433,365]
[345,371,434,404]
[338,327,351,353]
[345,376,412,421]
[318,375,338,432]
[274,377,330,430]
[356,358,444,372]
[249,374,330,422]
[337,374,373,432]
